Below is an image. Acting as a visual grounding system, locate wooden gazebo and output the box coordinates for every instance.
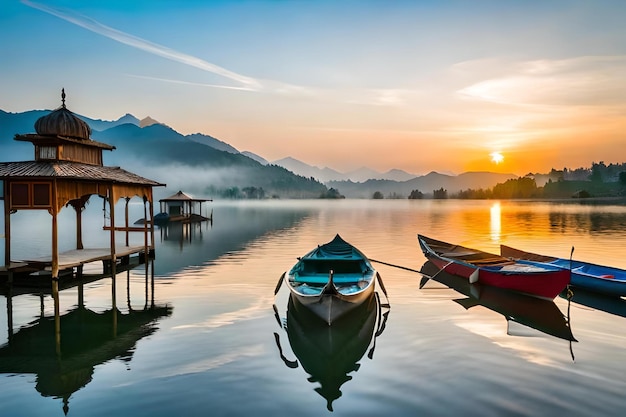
[0,89,165,280]
[158,190,211,223]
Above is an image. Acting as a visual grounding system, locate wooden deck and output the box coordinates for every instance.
[10,245,149,272]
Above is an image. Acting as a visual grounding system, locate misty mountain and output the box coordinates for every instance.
[328,171,518,198]
[272,156,420,182]
[242,151,269,165]
[1,107,518,199]
[0,109,327,199]
[139,116,160,128]
[186,133,239,154]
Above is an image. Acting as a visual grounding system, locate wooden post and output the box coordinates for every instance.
[143,196,148,263]
[109,187,116,264]
[109,186,117,337]
[3,184,10,268]
[149,199,155,255]
[51,181,59,280]
[75,201,83,250]
[124,197,130,247]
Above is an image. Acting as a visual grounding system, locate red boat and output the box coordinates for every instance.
[417,234,570,300]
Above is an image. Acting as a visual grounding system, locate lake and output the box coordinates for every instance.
[2,199,626,416]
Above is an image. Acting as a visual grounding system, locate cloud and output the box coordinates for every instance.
[21,1,416,108]
[457,55,626,107]
[22,0,261,90]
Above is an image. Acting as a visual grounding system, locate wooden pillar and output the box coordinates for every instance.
[109,187,116,265]
[143,196,148,263]
[124,197,130,247]
[3,185,10,268]
[51,179,59,280]
[150,199,155,254]
[76,207,83,250]
[109,186,117,337]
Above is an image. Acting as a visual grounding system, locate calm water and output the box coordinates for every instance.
[2,199,626,416]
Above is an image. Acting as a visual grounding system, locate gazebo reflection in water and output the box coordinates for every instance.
[0,260,172,415]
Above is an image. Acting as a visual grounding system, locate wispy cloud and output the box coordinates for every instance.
[22,0,415,107]
[457,55,626,107]
[22,0,262,91]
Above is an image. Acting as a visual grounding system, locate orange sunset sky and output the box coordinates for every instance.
[1,0,625,176]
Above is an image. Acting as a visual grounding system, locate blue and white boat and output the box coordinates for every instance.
[501,245,626,297]
[284,234,377,325]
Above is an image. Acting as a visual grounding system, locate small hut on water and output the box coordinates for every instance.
[155,190,212,224]
[0,89,165,282]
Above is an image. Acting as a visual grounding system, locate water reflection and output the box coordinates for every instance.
[490,202,501,242]
[0,263,172,414]
[420,261,576,344]
[561,288,626,319]
[158,219,211,249]
[273,292,389,412]
[152,202,314,275]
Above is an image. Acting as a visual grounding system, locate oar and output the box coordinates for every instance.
[370,258,453,288]
[274,272,285,295]
[567,245,576,361]
[376,272,390,307]
[419,260,455,289]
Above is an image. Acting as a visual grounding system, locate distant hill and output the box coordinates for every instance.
[272,156,420,182]
[328,171,518,198]
[186,132,239,154]
[242,151,269,165]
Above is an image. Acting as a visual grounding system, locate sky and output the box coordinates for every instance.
[1,0,625,176]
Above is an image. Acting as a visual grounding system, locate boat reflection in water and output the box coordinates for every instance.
[560,287,626,319]
[420,261,577,343]
[274,291,389,411]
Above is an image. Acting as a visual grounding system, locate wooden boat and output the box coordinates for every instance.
[501,244,626,297]
[417,234,570,300]
[284,234,377,325]
[420,261,576,342]
[153,212,170,224]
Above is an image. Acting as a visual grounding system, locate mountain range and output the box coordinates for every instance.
[0,108,518,198]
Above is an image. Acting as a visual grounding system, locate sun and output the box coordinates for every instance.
[490,152,504,164]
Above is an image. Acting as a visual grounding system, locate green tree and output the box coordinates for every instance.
[433,188,447,199]
[408,189,424,199]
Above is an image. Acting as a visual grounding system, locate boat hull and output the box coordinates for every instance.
[287,283,375,325]
[418,235,570,300]
[501,245,626,297]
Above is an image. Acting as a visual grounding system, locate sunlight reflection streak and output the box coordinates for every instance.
[173,296,272,331]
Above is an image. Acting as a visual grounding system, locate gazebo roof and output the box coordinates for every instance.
[14,133,115,150]
[160,190,209,202]
[0,160,164,186]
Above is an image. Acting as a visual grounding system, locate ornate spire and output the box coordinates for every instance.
[34,88,91,140]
